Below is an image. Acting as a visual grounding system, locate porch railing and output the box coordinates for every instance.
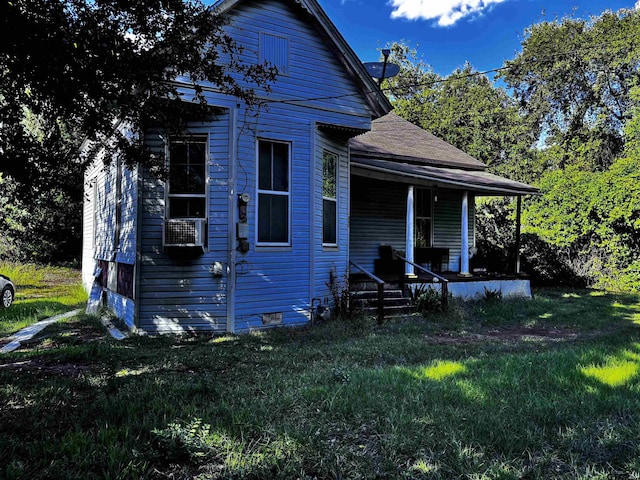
[349,260,385,325]
[392,250,449,312]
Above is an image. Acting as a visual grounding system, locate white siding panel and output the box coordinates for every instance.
[350,178,476,274]
[350,177,406,273]
[433,190,475,272]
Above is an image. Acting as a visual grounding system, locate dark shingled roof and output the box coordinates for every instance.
[349,112,487,171]
[349,112,538,195]
[352,158,540,195]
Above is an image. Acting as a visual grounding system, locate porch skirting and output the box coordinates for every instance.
[414,278,532,300]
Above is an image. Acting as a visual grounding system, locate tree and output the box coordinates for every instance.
[499,8,640,171]
[0,0,277,262]
[383,43,537,181]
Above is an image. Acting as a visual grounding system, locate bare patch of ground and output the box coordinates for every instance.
[425,326,582,344]
[0,358,90,377]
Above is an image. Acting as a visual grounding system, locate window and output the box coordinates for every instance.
[322,150,338,246]
[167,138,207,219]
[415,188,432,247]
[257,139,290,244]
[260,33,289,75]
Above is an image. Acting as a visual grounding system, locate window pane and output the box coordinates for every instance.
[323,199,337,244]
[170,143,188,164]
[415,218,431,248]
[169,197,206,218]
[322,151,337,199]
[169,141,205,194]
[258,141,272,190]
[416,189,432,217]
[258,193,288,243]
[169,164,205,194]
[272,142,289,192]
[189,142,205,165]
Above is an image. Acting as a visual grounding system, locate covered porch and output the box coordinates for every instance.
[347,113,538,308]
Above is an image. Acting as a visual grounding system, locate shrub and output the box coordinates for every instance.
[413,286,443,315]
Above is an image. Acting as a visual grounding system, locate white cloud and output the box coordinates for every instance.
[635,0,640,10]
[388,0,508,27]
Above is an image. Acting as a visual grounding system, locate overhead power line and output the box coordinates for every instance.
[262,39,639,107]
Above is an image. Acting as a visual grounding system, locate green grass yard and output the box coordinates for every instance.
[1,287,640,479]
[0,262,87,338]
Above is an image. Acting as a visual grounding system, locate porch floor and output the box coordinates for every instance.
[350,270,532,300]
[370,271,529,284]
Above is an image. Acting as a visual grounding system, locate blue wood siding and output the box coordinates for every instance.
[106,291,136,328]
[82,142,138,321]
[311,130,350,308]
[232,110,312,331]
[85,0,378,333]
[350,176,475,273]
[185,0,374,119]
[138,115,230,333]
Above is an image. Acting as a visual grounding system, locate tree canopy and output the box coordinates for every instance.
[0,0,276,262]
[385,7,640,291]
[500,8,640,171]
[384,43,537,182]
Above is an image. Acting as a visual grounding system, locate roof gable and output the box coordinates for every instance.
[213,0,391,118]
[350,112,488,171]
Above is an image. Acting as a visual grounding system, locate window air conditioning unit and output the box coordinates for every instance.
[163,219,206,247]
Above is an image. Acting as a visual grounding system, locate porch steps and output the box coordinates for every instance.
[349,276,414,317]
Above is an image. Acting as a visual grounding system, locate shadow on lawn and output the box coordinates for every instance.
[2,290,640,478]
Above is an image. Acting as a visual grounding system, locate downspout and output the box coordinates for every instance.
[133,162,143,332]
[226,107,238,333]
[309,121,316,320]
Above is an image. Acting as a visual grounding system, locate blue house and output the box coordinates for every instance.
[82,0,537,334]
[82,0,391,333]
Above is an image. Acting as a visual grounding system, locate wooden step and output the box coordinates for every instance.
[351,289,404,300]
[357,304,415,317]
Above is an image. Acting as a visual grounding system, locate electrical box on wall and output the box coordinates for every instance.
[237,222,248,240]
[262,312,283,325]
[209,262,224,278]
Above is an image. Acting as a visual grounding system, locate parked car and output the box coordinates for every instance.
[0,275,15,308]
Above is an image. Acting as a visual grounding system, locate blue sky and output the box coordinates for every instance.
[317,0,639,76]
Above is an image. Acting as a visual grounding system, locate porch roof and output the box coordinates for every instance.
[349,112,538,196]
[349,112,487,171]
[351,157,539,196]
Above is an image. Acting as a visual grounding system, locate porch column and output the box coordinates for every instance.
[515,195,522,274]
[459,190,471,277]
[405,185,416,278]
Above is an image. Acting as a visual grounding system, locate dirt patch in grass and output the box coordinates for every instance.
[0,358,90,377]
[425,326,583,344]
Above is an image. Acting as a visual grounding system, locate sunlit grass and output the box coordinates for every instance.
[406,360,467,381]
[580,350,640,387]
[0,263,86,337]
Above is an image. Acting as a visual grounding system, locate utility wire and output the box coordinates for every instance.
[261,40,639,106]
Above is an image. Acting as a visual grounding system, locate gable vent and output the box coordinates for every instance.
[260,33,289,75]
[163,219,206,247]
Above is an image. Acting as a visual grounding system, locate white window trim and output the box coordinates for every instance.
[256,138,292,247]
[164,135,210,222]
[322,149,339,248]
